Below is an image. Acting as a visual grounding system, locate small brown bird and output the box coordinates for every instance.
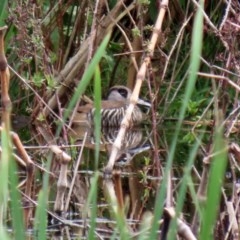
[71,85,151,128]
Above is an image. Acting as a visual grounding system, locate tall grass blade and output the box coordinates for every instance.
[87,66,102,239]
[86,172,99,240]
[0,228,9,240]
[93,65,101,169]
[0,0,8,26]
[167,134,204,239]
[9,157,25,240]
[67,32,111,111]
[104,180,131,240]
[148,0,204,238]
[56,32,111,136]
[0,127,10,239]
[34,157,51,240]
[199,125,227,239]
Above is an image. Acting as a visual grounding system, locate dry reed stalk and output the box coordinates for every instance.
[225,201,239,240]
[35,125,71,212]
[63,132,88,212]
[105,0,169,172]
[164,208,197,240]
[197,72,240,92]
[62,0,88,66]
[0,26,11,131]
[191,155,210,234]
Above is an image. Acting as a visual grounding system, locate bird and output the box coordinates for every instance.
[70,85,151,128]
[69,124,152,166]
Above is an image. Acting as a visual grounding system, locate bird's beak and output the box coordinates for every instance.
[137,98,151,114]
[137,98,151,108]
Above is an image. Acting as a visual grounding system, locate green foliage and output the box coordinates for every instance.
[0,0,8,26]
[187,99,206,117]
[45,74,56,89]
[182,131,195,144]
[100,51,115,86]
[138,0,150,5]
[49,28,60,52]
[132,27,141,37]
[32,72,44,88]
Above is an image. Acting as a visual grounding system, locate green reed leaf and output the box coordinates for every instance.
[9,157,25,240]
[0,0,8,26]
[34,156,51,240]
[61,32,111,128]
[93,65,101,169]
[199,126,227,239]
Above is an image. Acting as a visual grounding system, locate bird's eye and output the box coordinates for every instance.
[117,89,128,98]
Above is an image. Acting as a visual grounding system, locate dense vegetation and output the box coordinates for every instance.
[0,0,240,239]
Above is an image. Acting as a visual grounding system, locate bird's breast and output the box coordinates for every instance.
[89,105,143,127]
